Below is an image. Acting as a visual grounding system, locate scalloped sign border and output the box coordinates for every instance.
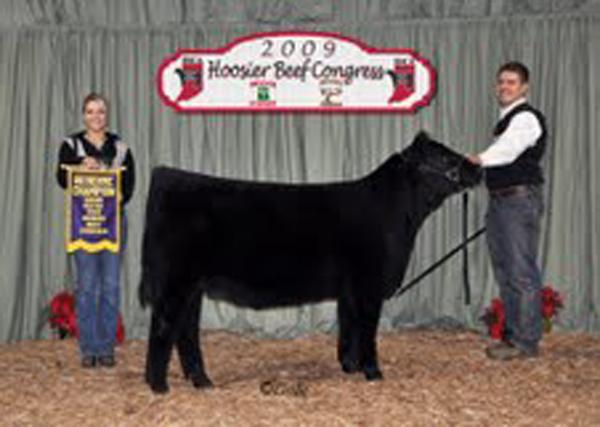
[157,31,436,113]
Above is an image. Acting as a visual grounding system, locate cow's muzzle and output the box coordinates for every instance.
[459,161,483,188]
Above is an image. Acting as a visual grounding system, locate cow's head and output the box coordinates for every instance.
[405,132,482,208]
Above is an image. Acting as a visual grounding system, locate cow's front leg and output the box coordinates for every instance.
[176,292,213,389]
[358,297,384,381]
[337,297,361,374]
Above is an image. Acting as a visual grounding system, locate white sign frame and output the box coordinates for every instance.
[157,31,437,113]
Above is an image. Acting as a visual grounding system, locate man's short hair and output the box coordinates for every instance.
[497,61,529,83]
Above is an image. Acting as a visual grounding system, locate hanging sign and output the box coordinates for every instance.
[157,31,436,113]
[64,167,122,253]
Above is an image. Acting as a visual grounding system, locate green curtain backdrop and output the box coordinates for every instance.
[0,0,599,342]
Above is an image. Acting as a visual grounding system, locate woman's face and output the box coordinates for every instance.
[83,99,108,133]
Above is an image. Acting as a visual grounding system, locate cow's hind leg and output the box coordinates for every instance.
[176,291,213,389]
[337,297,361,373]
[146,306,173,393]
[358,297,384,381]
[145,291,190,393]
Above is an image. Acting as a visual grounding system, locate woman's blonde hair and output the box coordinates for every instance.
[82,92,109,113]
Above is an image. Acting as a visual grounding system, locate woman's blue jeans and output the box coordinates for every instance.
[486,185,544,353]
[73,216,126,358]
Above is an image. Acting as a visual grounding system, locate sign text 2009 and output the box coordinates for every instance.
[261,38,337,58]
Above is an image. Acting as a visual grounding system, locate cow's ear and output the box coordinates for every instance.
[413,131,430,145]
[406,131,429,160]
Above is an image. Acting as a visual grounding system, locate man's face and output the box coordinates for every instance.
[495,70,528,107]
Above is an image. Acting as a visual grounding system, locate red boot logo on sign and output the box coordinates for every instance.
[387,60,415,104]
[175,58,204,102]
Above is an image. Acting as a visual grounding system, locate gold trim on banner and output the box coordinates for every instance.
[66,239,120,253]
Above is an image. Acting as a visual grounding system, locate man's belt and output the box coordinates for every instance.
[489,184,531,197]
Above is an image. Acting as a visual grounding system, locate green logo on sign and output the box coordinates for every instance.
[257,86,270,101]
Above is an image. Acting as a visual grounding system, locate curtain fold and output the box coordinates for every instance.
[2,0,600,27]
[0,6,598,341]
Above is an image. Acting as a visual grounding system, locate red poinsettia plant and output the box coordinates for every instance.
[49,291,79,339]
[480,297,505,340]
[541,285,565,332]
[481,285,564,339]
[48,290,126,343]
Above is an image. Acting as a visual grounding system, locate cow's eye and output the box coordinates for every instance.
[447,169,459,181]
[437,158,449,167]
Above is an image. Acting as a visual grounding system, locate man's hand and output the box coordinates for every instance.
[466,154,482,166]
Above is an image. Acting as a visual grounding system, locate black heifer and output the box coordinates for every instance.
[139,132,481,393]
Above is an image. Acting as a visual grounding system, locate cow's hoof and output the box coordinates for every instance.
[149,381,170,394]
[364,369,383,381]
[146,372,170,394]
[341,360,360,374]
[191,373,214,389]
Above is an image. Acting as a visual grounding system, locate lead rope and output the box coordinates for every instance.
[462,192,471,305]
[391,192,486,302]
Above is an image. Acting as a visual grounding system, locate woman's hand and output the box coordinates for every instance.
[81,156,101,170]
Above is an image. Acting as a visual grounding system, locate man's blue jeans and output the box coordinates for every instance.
[486,185,544,353]
[73,217,126,358]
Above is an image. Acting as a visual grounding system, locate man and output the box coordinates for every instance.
[468,61,547,360]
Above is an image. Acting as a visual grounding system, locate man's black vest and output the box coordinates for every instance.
[485,103,547,190]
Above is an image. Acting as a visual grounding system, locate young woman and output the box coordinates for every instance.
[56,93,135,367]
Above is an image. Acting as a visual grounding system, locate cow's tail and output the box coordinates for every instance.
[138,233,158,308]
[138,261,154,308]
[138,167,169,308]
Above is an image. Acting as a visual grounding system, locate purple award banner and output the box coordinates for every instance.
[65,168,121,253]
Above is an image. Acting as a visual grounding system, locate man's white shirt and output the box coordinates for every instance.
[479,97,542,167]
